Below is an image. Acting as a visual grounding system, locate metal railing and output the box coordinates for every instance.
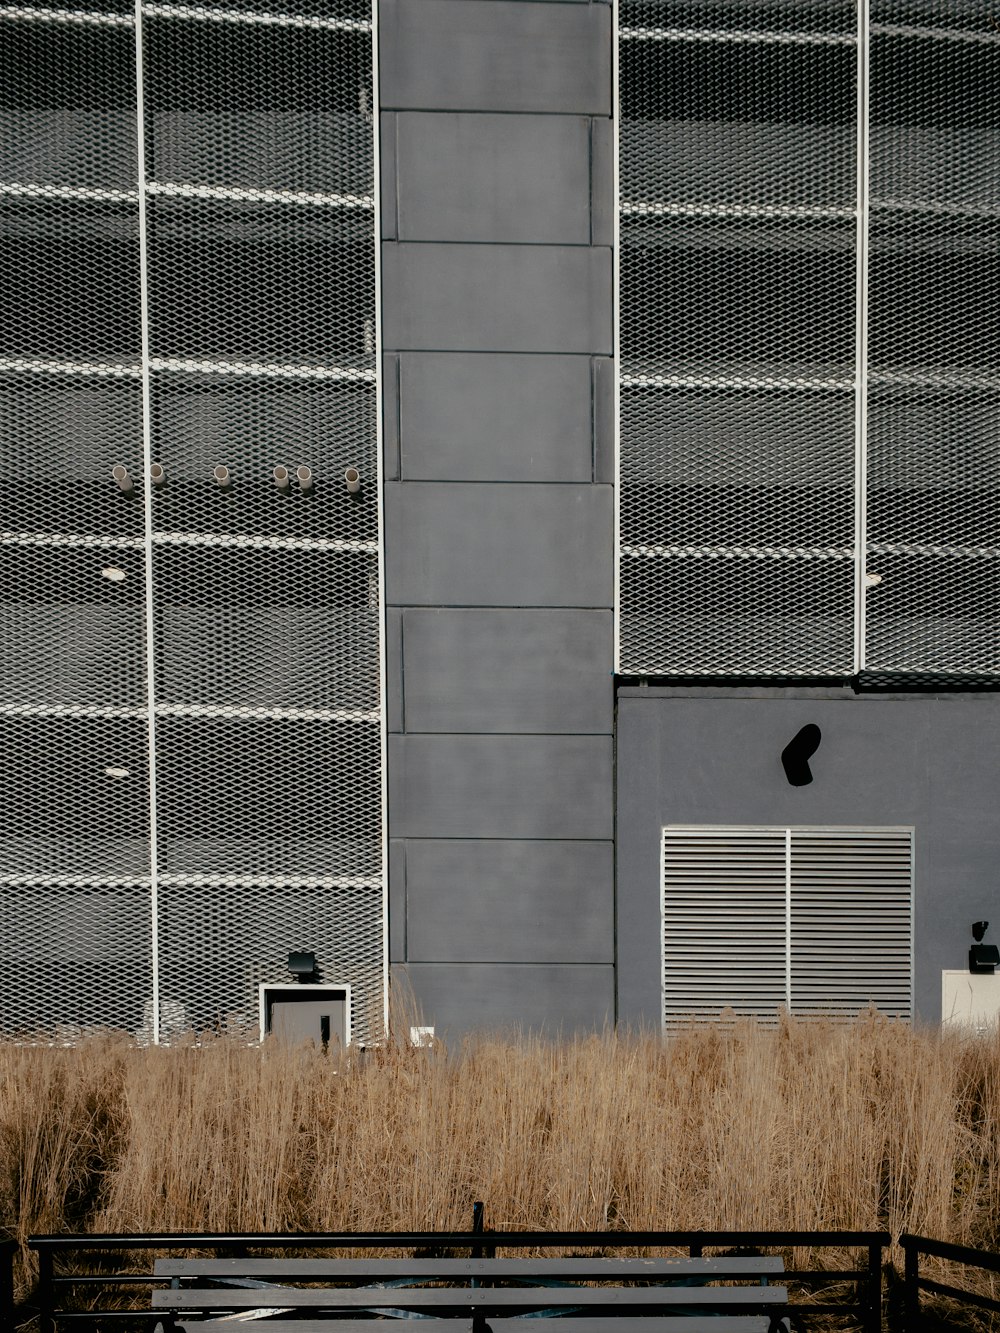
[27,1219,889,1332]
[900,1232,1000,1330]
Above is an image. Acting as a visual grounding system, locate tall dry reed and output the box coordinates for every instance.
[2,1014,1000,1307]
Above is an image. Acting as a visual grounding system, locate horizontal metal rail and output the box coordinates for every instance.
[899,1232,1000,1330]
[28,1225,890,1333]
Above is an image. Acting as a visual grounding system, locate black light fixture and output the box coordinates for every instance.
[969,922,999,974]
[288,951,316,982]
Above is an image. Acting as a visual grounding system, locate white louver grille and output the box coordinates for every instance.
[662,826,913,1026]
[0,0,384,1043]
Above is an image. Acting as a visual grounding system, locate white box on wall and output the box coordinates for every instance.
[942,970,1000,1031]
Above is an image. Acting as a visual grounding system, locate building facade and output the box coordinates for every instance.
[1,0,997,1039]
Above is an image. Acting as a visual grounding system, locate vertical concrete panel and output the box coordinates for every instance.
[379,112,397,240]
[404,839,614,962]
[388,837,407,962]
[380,0,616,1035]
[388,734,614,840]
[379,0,611,114]
[381,244,612,354]
[385,606,403,732]
[396,113,591,244]
[401,608,612,733]
[384,483,613,607]
[400,962,615,1037]
[381,353,400,482]
[593,355,615,484]
[399,353,593,482]
[590,116,614,246]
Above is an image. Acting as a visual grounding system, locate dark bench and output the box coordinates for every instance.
[152,1254,789,1332]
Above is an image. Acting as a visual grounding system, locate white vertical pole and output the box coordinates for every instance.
[370,0,389,1041]
[134,0,160,1044]
[612,0,622,674]
[785,829,792,1012]
[853,0,870,674]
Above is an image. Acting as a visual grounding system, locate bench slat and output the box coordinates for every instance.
[175,1320,780,1333]
[156,1258,784,1280]
[154,1286,787,1311]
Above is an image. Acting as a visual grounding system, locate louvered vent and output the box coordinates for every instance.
[0,0,384,1042]
[662,827,912,1026]
[618,0,1000,681]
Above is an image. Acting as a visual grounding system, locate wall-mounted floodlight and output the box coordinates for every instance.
[149,462,165,486]
[296,465,313,493]
[111,464,133,494]
[273,465,290,491]
[213,465,230,487]
[288,951,316,981]
[344,466,361,494]
[970,922,1000,974]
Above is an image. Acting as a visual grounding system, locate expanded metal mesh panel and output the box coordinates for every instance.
[156,882,383,1038]
[0,0,383,1042]
[662,826,912,1027]
[149,373,375,537]
[0,15,137,187]
[619,0,859,676]
[865,3,1000,675]
[146,199,373,364]
[0,883,153,1036]
[0,717,151,879]
[144,14,373,194]
[155,716,380,877]
[0,374,144,535]
[1,199,141,358]
[619,0,1000,680]
[0,542,147,705]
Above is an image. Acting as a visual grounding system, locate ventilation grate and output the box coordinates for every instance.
[662,826,913,1026]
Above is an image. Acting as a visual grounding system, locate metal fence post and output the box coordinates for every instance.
[903,1237,919,1333]
[37,1244,55,1333]
[0,1237,15,1330]
[866,1241,883,1333]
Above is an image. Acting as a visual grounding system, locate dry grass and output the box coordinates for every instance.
[2,1013,1000,1311]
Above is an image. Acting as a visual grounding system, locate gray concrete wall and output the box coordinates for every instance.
[379,0,615,1038]
[617,687,1000,1028]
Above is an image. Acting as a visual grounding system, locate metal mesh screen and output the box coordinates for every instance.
[0,0,383,1041]
[618,0,1000,681]
[619,0,859,677]
[866,1,1000,676]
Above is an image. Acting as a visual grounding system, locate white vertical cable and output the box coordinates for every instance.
[134,0,160,1044]
[785,828,792,1011]
[659,827,668,1032]
[612,0,622,674]
[853,0,870,673]
[370,0,389,1041]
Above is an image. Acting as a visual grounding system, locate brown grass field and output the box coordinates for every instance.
[2,1011,1000,1317]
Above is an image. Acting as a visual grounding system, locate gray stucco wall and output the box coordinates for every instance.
[617,687,1000,1029]
[379,0,615,1037]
